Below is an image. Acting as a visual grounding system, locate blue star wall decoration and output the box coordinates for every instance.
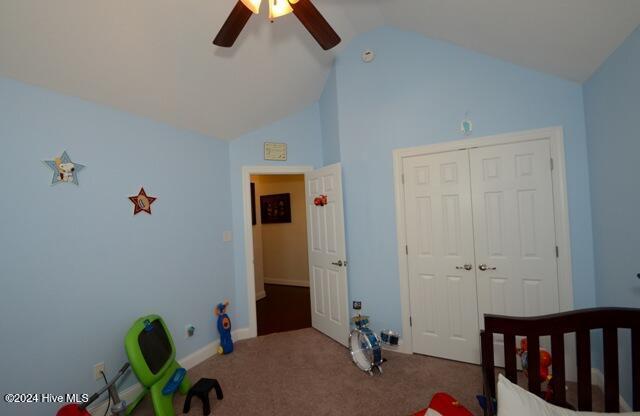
[43,151,85,185]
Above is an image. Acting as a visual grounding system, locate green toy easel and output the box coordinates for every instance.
[124,315,191,416]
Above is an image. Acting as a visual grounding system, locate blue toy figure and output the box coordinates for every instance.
[215,301,234,355]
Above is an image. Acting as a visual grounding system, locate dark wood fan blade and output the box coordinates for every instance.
[290,0,341,50]
[213,1,253,47]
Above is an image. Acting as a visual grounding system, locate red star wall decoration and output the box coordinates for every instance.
[129,187,157,215]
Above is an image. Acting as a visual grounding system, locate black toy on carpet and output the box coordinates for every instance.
[183,378,223,416]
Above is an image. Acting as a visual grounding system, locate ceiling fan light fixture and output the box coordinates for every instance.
[240,0,262,14]
[213,0,341,50]
[269,0,293,20]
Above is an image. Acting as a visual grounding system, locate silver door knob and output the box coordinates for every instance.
[478,264,497,271]
[456,264,473,271]
[331,260,343,267]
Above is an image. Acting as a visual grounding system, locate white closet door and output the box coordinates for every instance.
[470,139,559,327]
[403,150,481,364]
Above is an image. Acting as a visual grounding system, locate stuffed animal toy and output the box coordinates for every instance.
[518,338,552,383]
[518,338,554,400]
[215,301,234,355]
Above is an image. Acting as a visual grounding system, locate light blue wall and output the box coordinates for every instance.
[0,77,234,415]
[330,27,596,334]
[319,66,341,164]
[0,24,612,413]
[584,25,640,405]
[229,103,324,329]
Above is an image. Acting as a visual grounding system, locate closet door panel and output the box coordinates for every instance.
[403,150,480,364]
[471,139,559,326]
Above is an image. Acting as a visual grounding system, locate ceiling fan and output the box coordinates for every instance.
[213,0,341,50]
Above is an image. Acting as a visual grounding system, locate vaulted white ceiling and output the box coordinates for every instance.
[1,1,639,140]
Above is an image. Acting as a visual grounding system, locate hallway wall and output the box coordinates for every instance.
[252,175,309,287]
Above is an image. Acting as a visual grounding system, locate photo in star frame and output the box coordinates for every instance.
[129,187,157,215]
[43,151,85,185]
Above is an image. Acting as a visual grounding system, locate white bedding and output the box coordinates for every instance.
[497,374,639,416]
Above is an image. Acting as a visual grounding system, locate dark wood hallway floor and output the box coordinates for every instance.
[257,284,311,336]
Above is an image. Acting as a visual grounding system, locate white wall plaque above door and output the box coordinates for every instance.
[264,142,287,161]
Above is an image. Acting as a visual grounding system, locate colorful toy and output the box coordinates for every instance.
[162,368,187,395]
[124,315,191,416]
[313,194,328,206]
[518,338,554,400]
[215,301,234,355]
[349,314,384,375]
[477,339,555,412]
[413,392,473,416]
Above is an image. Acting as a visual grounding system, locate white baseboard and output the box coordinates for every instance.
[264,277,309,287]
[256,290,267,301]
[234,328,251,342]
[177,338,221,370]
[591,368,631,412]
[88,328,251,415]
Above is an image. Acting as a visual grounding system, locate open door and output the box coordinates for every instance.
[305,163,349,346]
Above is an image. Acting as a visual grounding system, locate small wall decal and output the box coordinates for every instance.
[129,187,157,215]
[43,151,85,185]
[461,111,473,136]
[461,119,473,136]
[314,195,328,207]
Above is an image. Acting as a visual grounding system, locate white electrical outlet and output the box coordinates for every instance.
[94,362,105,381]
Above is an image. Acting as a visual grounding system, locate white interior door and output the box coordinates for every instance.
[470,139,559,364]
[305,163,349,346]
[403,150,481,364]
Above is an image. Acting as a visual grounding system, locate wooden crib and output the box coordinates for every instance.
[480,307,640,415]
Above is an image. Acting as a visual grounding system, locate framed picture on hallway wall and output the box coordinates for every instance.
[260,193,291,224]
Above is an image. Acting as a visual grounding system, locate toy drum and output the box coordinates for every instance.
[380,329,400,346]
[349,327,383,374]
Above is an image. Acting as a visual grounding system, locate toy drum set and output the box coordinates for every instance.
[349,315,384,375]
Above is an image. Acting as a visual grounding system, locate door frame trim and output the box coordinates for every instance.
[241,165,314,338]
[393,126,574,354]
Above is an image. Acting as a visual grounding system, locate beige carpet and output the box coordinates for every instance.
[132,328,604,415]
[133,328,484,415]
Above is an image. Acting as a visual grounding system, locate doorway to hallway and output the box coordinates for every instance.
[251,174,312,336]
